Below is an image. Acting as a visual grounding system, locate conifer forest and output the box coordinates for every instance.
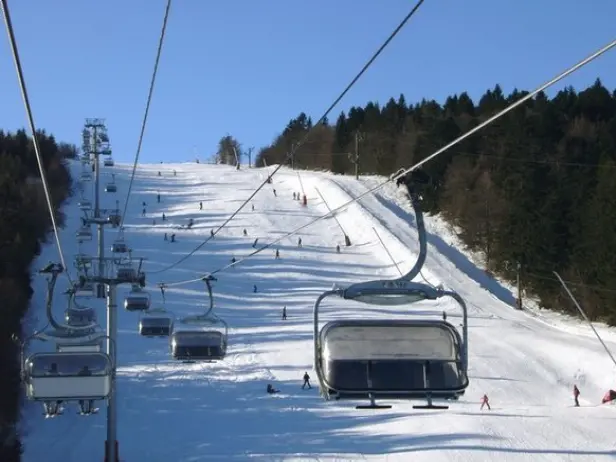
[220,80,616,325]
[0,130,74,459]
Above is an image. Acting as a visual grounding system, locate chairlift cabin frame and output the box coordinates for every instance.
[170,322,228,361]
[124,287,151,311]
[65,305,97,326]
[22,331,114,406]
[169,275,229,361]
[74,253,92,271]
[139,308,174,337]
[111,237,129,254]
[313,280,469,410]
[76,226,92,242]
[79,199,92,211]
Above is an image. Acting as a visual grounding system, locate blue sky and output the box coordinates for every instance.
[1,1,615,164]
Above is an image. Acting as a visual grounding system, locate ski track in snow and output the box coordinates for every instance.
[21,162,616,462]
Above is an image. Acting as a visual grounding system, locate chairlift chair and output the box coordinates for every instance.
[170,325,228,361]
[124,287,151,312]
[313,179,468,410]
[107,211,121,228]
[74,253,92,271]
[79,199,92,211]
[314,281,469,410]
[139,308,174,337]
[111,237,129,254]
[80,171,92,182]
[105,182,117,193]
[116,264,137,283]
[65,305,97,327]
[76,226,92,242]
[103,157,114,167]
[23,351,112,404]
[170,275,228,361]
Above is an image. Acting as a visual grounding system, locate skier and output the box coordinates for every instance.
[442,311,447,321]
[243,229,248,236]
[211,229,215,237]
[480,394,490,410]
[336,244,341,253]
[231,257,236,264]
[164,233,168,241]
[142,207,146,217]
[251,204,255,211]
[252,238,259,248]
[157,193,160,203]
[162,213,166,221]
[282,306,287,320]
[266,384,280,394]
[275,249,280,259]
[293,192,296,200]
[173,169,177,176]
[253,284,257,293]
[302,372,312,389]
[273,189,277,197]
[200,201,203,210]
[298,237,302,247]
[573,385,580,407]
[170,233,176,243]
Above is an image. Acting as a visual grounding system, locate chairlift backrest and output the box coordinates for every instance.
[25,352,110,377]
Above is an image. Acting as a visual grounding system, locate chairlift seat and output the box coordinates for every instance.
[74,254,92,270]
[103,158,114,167]
[80,172,92,181]
[24,352,112,401]
[124,291,151,311]
[76,227,92,241]
[170,329,227,360]
[318,320,467,398]
[139,315,173,337]
[108,213,121,227]
[79,200,92,211]
[111,240,128,253]
[117,266,137,282]
[65,306,97,326]
[105,183,117,193]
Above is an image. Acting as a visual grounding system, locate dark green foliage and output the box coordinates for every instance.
[0,129,73,461]
[253,80,616,324]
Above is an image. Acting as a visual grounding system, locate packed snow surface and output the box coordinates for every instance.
[22,161,616,461]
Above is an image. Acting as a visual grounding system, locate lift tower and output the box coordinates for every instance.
[82,118,112,298]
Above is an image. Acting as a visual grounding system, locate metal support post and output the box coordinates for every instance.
[354,132,362,180]
[105,282,119,462]
[91,124,106,298]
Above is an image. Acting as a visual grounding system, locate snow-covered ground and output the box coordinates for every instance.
[21,161,616,461]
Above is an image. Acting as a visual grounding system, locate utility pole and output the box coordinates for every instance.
[247,147,254,168]
[290,142,298,170]
[353,131,364,180]
[80,257,145,462]
[516,262,522,310]
[83,118,112,299]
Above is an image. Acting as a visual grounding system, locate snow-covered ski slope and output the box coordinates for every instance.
[22,161,616,461]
